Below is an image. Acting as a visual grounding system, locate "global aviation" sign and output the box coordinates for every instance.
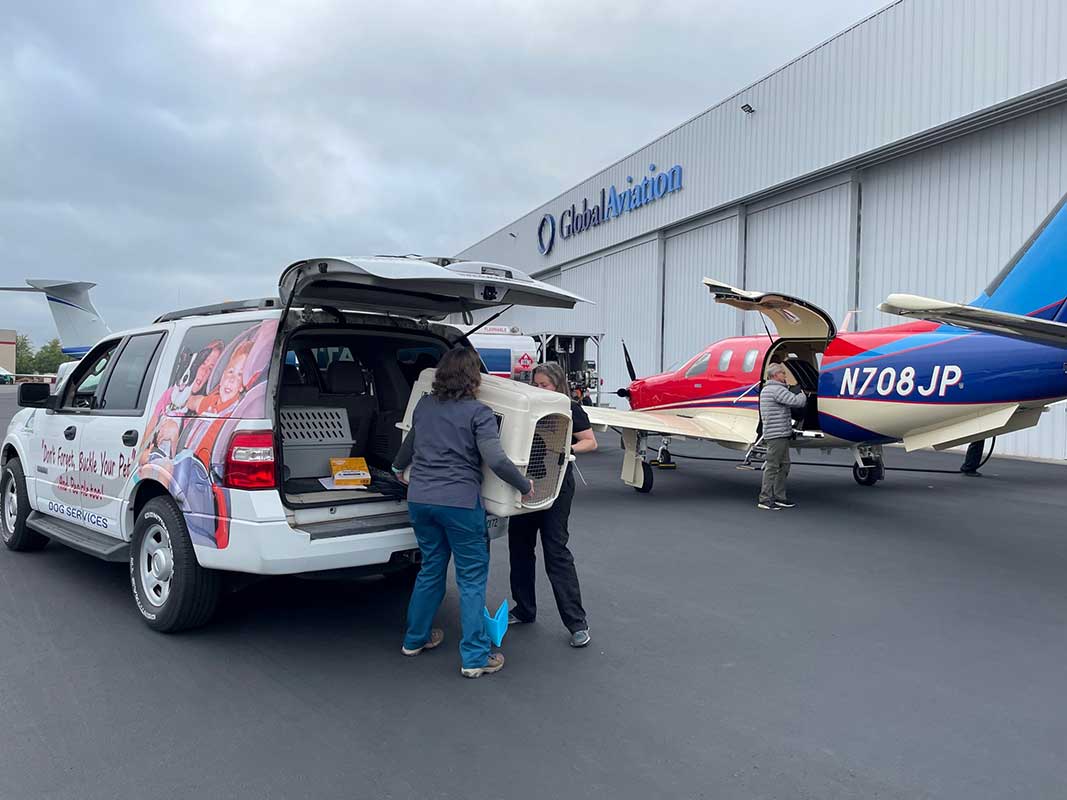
[536,163,684,256]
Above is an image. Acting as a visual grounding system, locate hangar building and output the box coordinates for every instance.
[457,0,1067,461]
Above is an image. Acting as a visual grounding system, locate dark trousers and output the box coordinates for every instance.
[508,470,587,633]
[961,440,985,473]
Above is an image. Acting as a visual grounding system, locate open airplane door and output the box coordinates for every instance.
[702,279,837,341]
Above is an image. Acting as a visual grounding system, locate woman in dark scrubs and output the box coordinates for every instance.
[508,362,596,647]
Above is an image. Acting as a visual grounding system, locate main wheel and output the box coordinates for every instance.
[130,497,221,632]
[1,459,48,552]
[634,461,655,493]
[853,463,879,486]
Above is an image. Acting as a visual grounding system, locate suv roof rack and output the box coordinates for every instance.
[154,297,282,323]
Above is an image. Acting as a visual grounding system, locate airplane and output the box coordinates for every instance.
[0,280,109,358]
[0,280,108,386]
[585,191,1067,493]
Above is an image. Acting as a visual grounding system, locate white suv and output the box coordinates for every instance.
[1,257,580,631]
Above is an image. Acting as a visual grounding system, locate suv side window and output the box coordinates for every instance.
[65,339,122,410]
[100,332,166,413]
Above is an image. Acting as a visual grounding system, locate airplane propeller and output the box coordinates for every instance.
[622,339,637,382]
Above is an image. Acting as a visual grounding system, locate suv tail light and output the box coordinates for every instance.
[225,431,277,490]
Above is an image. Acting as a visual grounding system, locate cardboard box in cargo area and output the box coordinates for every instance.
[330,457,371,487]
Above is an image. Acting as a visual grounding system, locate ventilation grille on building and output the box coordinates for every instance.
[279,408,352,444]
[523,413,571,508]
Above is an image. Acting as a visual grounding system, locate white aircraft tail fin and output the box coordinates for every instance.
[0,280,110,356]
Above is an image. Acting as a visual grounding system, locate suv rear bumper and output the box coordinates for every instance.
[194,517,418,575]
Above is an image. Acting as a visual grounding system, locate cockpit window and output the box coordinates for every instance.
[684,353,711,378]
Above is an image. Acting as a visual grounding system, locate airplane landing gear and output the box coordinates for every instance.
[635,462,655,493]
[853,463,879,486]
[852,445,885,486]
[651,437,677,470]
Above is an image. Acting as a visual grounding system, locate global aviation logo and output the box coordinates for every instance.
[536,163,684,255]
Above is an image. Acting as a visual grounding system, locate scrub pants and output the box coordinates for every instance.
[508,469,587,633]
[758,437,792,504]
[404,502,492,670]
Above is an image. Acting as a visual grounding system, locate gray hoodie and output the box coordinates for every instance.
[759,379,807,440]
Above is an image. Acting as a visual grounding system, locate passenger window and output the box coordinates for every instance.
[100,333,166,413]
[67,341,121,409]
[742,349,759,373]
[718,349,734,372]
[684,353,711,378]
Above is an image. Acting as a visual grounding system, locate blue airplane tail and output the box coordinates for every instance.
[972,192,1067,321]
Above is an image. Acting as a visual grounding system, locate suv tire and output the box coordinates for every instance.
[130,497,221,632]
[1,459,49,552]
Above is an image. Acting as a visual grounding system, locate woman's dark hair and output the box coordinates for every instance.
[432,346,482,401]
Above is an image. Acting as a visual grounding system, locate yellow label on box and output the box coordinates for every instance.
[330,457,371,487]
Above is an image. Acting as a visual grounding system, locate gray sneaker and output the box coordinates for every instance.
[570,629,591,648]
[461,653,505,678]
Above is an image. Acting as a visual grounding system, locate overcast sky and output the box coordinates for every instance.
[1,0,887,346]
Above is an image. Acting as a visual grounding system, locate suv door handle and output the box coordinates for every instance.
[63,426,76,441]
[122,430,139,447]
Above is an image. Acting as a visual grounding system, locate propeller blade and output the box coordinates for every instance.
[622,339,637,382]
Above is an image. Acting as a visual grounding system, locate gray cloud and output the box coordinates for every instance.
[1,0,886,345]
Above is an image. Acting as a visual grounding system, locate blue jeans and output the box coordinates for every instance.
[403,502,492,669]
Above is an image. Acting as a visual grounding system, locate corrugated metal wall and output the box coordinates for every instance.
[460,0,1067,275]
[859,102,1067,326]
[745,182,854,330]
[663,216,739,368]
[560,242,661,396]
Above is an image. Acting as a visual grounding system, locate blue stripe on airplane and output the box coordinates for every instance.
[45,295,92,313]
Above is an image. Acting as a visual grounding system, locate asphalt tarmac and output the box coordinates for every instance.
[1,384,1066,799]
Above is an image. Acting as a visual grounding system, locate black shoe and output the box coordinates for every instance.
[508,611,534,625]
[775,500,797,509]
[757,501,778,510]
[962,470,982,477]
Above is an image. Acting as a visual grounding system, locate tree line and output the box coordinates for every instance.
[15,335,74,375]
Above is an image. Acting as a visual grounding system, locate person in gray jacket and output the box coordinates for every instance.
[392,346,533,678]
[758,362,807,510]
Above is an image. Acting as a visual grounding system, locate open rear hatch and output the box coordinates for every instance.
[280,256,585,321]
[274,256,587,530]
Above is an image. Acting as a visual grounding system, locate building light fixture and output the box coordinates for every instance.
[741,103,755,114]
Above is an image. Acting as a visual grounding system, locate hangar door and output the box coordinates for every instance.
[662,215,739,370]
[744,183,853,334]
[560,242,659,401]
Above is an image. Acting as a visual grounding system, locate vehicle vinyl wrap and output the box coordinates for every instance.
[136,318,278,548]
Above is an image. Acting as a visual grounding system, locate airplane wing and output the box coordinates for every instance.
[584,406,757,446]
[880,294,1067,348]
